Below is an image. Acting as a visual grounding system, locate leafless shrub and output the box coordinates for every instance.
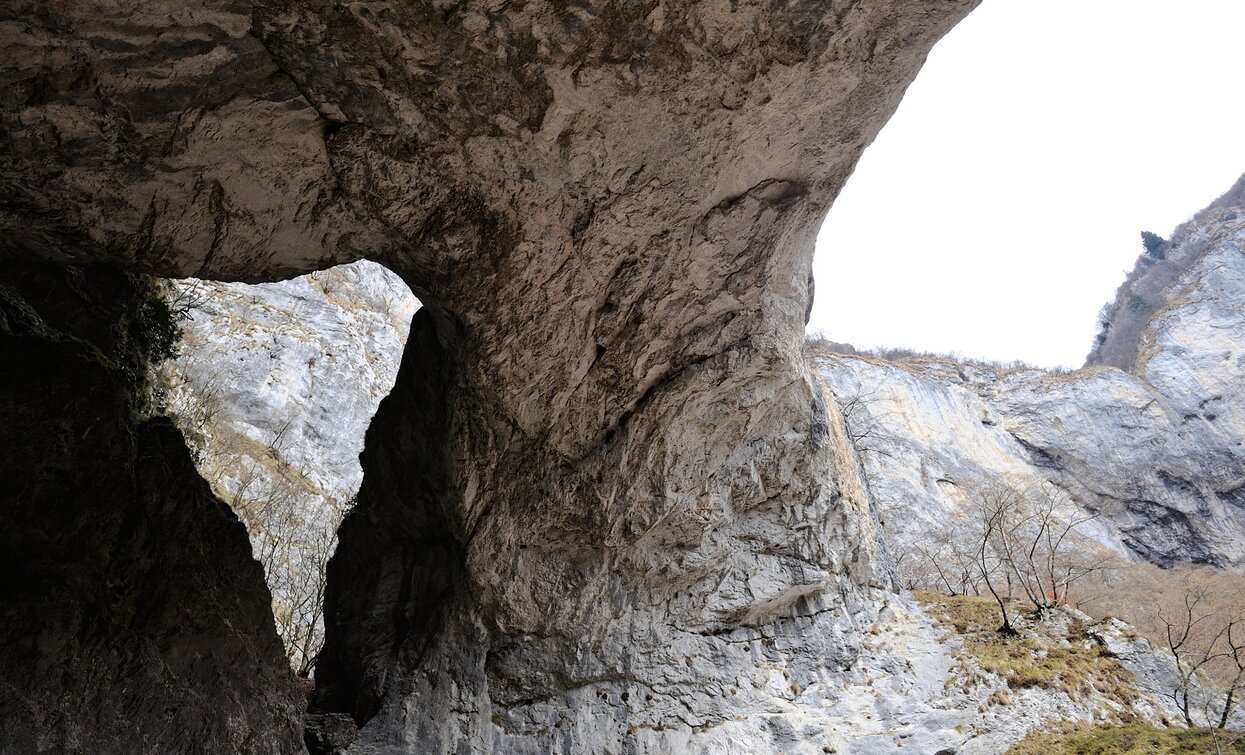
[1078,563,1245,728]
[224,445,341,675]
[150,276,347,676]
[836,387,896,462]
[903,478,1111,634]
[161,374,342,675]
[806,334,1050,372]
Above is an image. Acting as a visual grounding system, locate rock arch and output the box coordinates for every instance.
[0,0,979,751]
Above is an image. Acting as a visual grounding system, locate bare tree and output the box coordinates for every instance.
[152,278,343,676]
[831,383,912,531]
[163,410,343,675]
[983,482,1109,614]
[266,501,338,678]
[1158,577,1245,728]
[970,485,1018,634]
[919,478,1109,635]
[906,517,988,598]
[836,387,897,462]
[1214,620,1244,730]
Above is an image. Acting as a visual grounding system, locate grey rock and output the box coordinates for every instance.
[159,261,418,669]
[4,1,1105,752]
[163,260,418,508]
[816,176,1245,569]
[305,712,361,755]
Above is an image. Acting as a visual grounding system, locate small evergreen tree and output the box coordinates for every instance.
[1141,231,1167,260]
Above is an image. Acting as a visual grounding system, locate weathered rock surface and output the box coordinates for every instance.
[9,0,1240,748]
[169,252,1237,754]
[1089,174,1245,371]
[163,260,417,510]
[808,595,1192,755]
[2,1,984,752]
[0,2,388,280]
[0,264,304,754]
[159,261,417,670]
[816,176,1245,569]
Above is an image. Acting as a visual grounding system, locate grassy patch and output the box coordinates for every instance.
[912,591,1140,713]
[1006,723,1245,754]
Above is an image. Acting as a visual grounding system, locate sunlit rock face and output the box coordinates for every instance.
[164,261,417,508]
[1,0,981,752]
[787,594,1194,755]
[817,177,1245,570]
[159,260,418,669]
[1138,188,1245,450]
[1088,174,1245,372]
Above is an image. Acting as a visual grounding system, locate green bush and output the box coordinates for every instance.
[132,282,183,365]
[1141,231,1167,260]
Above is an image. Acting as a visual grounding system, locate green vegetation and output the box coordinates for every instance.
[133,279,184,365]
[1007,723,1245,754]
[913,591,1140,713]
[1141,231,1168,260]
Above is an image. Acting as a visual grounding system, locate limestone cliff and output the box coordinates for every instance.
[163,260,417,512]
[6,0,1236,745]
[817,175,1245,570]
[1088,173,1245,371]
[158,241,1237,753]
[159,260,418,671]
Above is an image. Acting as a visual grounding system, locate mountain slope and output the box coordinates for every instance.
[816,175,1245,570]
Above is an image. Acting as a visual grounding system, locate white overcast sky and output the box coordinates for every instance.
[808,0,1245,368]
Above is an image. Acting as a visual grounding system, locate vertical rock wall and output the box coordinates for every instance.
[158,260,418,671]
[279,2,980,748]
[816,176,1245,571]
[0,265,305,754]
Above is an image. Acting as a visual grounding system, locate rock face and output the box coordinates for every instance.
[163,260,418,511]
[1088,174,1245,371]
[166,247,1242,753]
[0,2,388,280]
[0,264,304,754]
[813,594,1191,755]
[816,176,1245,570]
[159,261,417,670]
[1,1,983,752]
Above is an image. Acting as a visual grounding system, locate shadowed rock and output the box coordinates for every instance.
[0,0,980,751]
[0,264,304,754]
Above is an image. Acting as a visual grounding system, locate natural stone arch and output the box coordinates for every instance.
[0,0,980,752]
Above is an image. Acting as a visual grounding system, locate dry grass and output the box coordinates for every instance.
[1006,723,1245,754]
[913,591,1141,713]
[1075,563,1245,712]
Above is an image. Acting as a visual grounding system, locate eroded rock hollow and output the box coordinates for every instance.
[1,1,979,751]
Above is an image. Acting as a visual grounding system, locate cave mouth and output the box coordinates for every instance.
[806,0,1245,370]
[153,259,420,675]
